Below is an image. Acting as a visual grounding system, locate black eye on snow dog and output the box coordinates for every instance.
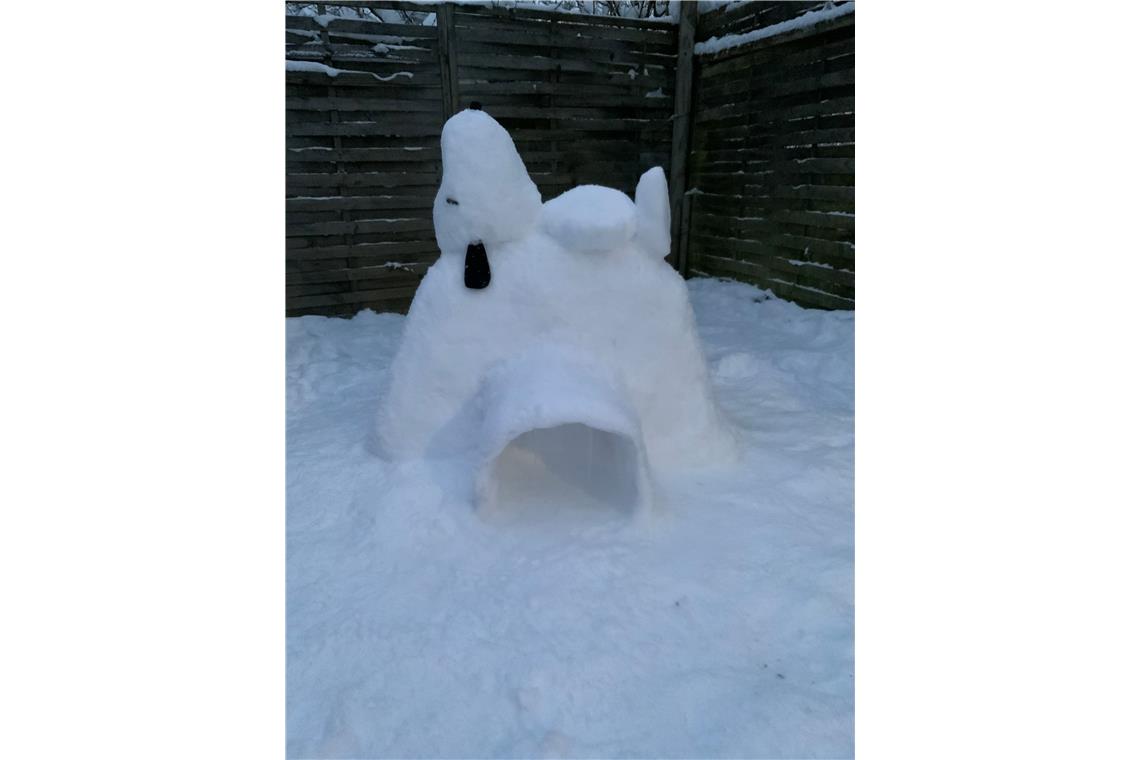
[446,198,459,205]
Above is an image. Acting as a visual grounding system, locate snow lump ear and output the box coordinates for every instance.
[634,167,672,259]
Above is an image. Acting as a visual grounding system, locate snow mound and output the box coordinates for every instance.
[542,185,636,253]
[288,277,854,757]
[713,351,763,380]
[379,108,735,518]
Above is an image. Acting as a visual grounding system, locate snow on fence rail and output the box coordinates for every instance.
[286,1,855,317]
[287,1,678,317]
[683,1,855,310]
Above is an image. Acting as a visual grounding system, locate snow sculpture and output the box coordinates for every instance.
[378,106,735,519]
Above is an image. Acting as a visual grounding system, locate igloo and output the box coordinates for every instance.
[377,106,736,520]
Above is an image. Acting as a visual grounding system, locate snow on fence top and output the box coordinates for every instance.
[697,0,745,15]
[695,1,855,55]
[285,59,415,81]
[288,0,679,25]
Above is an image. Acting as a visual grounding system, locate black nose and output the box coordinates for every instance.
[468,101,482,111]
[464,242,491,290]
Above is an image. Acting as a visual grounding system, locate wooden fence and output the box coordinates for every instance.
[286,1,854,316]
[683,1,855,310]
[286,1,677,316]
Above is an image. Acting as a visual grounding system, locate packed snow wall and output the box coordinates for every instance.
[286,2,679,317]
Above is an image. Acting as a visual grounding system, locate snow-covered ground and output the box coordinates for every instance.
[287,277,853,758]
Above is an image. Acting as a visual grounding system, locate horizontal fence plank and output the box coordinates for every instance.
[693,250,853,292]
[456,65,666,87]
[694,184,854,204]
[286,194,436,212]
[693,103,856,144]
[316,0,441,12]
[691,211,853,246]
[452,47,673,77]
[286,217,434,237]
[691,177,855,198]
[697,93,855,129]
[694,232,852,272]
[697,1,831,41]
[287,271,423,299]
[286,96,443,112]
[698,6,854,64]
[453,28,675,59]
[507,125,672,140]
[286,122,442,137]
[689,230,854,269]
[692,260,854,311]
[455,7,677,40]
[285,240,438,261]
[288,51,438,69]
[286,146,442,163]
[464,106,671,124]
[770,208,855,232]
[692,129,855,158]
[459,92,673,112]
[697,18,853,73]
[287,284,420,311]
[287,261,434,286]
[696,157,855,176]
[286,171,440,189]
[697,42,854,94]
[285,68,441,87]
[457,80,670,97]
[285,15,439,39]
[694,90,855,130]
[455,51,669,78]
[691,211,855,243]
[695,73,854,122]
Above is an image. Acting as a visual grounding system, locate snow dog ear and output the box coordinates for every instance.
[634,167,671,259]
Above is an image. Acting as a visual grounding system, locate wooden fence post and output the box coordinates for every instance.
[668,0,698,274]
[437,3,460,120]
[316,3,355,295]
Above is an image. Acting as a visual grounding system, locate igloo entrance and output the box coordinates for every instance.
[483,423,643,521]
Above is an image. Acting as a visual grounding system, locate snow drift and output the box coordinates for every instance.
[377,107,735,517]
[288,278,855,757]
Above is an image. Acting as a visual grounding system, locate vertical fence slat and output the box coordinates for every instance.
[668,0,697,273]
[437,2,459,119]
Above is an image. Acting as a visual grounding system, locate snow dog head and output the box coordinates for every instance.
[432,104,542,289]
